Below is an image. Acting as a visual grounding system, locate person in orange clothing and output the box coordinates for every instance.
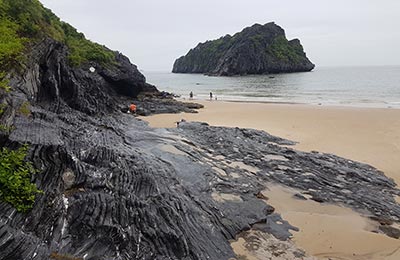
[129,104,137,114]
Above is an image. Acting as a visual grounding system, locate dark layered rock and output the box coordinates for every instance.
[11,38,158,116]
[15,37,197,117]
[173,22,315,76]
[176,122,400,223]
[98,52,156,98]
[133,94,204,116]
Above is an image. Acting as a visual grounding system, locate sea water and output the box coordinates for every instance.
[144,66,400,108]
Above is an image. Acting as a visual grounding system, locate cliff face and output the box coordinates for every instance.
[172,22,315,76]
[15,38,157,116]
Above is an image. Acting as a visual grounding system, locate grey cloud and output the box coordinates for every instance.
[41,0,400,71]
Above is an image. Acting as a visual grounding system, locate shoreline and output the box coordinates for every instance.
[177,97,400,110]
[140,99,400,259]
[145,66,400,111]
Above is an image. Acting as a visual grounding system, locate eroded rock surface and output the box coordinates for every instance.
[176,122,400,223]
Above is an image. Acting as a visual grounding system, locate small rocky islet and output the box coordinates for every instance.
[0,1,399,260]
[172,22,315,76]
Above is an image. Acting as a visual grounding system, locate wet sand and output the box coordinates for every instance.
[263,185,400,260]
[140,100,400,259]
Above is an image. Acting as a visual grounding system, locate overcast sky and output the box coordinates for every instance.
[40,0,400,71]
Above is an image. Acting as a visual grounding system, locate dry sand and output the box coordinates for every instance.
[140,100,400,259]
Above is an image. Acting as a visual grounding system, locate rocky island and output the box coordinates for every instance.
[0,1,399,260]
[173,22,315,76]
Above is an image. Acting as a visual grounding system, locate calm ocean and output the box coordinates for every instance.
[144,66,400,108]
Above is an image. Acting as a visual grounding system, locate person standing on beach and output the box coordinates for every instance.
[209,92,213,101]
[128,103,137,114]
[189,91,193,99]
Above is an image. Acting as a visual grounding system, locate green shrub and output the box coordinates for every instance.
[0,124,14,133]
[61,22,115,66]
[66,36,115,67]
[18,101,30,116]
[0,17,26,69]
[0,72,11,92]
[0,103,7,116]
[0,145,41,212]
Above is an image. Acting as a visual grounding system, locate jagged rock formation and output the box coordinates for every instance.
[173,22,315,76]
[16,38,157,116]
[15,38,200,117]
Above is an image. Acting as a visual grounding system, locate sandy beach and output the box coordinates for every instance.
[142,100,400,185]
[141,100,400,259]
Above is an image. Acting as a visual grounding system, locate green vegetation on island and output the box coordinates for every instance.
[173,22,315,75]
[269,36,304,63]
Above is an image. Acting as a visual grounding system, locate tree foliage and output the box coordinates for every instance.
[0,0,115,72]
[0,145,41,212]
[0,71,11,92]
[62,23,115,66]
[0,18,26,68]
[18,101,30,116]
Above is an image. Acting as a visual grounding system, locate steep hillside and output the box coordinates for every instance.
[0,0,158,108]
[173,22,315,76]
[0,0,115,75]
